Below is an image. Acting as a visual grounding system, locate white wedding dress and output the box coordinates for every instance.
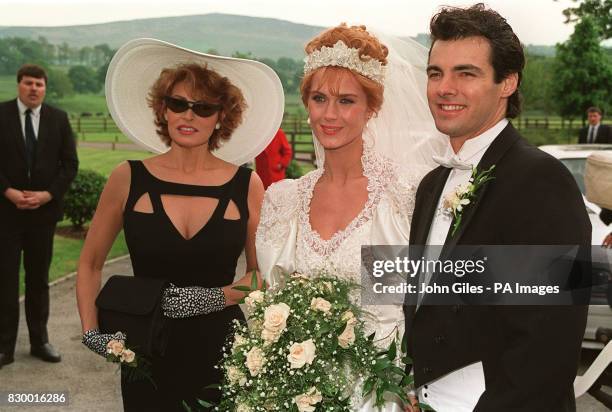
[256,144,425,411]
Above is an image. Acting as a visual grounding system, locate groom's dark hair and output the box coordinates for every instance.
[429,3,524,118]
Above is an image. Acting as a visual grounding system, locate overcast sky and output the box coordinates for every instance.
[0,0,578,45]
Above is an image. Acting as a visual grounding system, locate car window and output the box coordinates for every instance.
[559,158,586,194]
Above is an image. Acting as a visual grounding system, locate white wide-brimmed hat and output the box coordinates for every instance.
[105,38,285,165]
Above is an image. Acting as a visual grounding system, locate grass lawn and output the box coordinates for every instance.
[59,93,107,115]
[0,74,16,102]
[77,147,151,176]
[77,132,131,143]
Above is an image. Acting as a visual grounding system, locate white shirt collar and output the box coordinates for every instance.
[17,98,42,117]
[441,118,509,162]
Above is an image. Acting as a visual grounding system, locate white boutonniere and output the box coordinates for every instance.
[443,165,496,237]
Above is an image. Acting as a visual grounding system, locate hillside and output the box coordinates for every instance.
[0,14,323,59]
[0,13,561,58]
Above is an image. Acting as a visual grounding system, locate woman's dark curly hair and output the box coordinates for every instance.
[148,63,247,150]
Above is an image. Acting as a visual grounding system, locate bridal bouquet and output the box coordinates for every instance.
[216,273,414,411]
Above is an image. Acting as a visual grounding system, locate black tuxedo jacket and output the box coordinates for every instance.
[404,123,590,411]
[578,123,612,144]
[0,99,78,225]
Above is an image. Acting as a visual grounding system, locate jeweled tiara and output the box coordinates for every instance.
[303,40,386,85]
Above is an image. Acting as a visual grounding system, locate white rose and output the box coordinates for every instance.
[120,348,135,363]
[232,334,247,352]
[107,339,124,356]
[227,365,247,386]
[310,297,331,313]
[294,387,322,412]
[245,346,265,377]
[261,327,282,345]
[236,403,252,412]
[263,303,290,334]
[245,290,265,308]
[338,323,356,348]
[287,339,316,369]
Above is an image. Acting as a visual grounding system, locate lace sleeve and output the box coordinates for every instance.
[387,164,429,221]
[256,179,299,286]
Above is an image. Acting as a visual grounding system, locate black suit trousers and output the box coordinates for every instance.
[0,217,56,353]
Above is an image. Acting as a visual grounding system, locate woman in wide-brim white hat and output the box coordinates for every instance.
[76,38,284,411]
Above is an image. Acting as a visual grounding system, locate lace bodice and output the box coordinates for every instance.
[295,146,397,279]
[257,144,423,326]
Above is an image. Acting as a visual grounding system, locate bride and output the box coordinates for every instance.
[256,24,445,410]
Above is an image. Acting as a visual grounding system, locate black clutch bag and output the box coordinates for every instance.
[96,275,170,358]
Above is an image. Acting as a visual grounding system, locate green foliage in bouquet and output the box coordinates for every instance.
[215,273,418,412]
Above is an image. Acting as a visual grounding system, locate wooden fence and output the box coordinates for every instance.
[70,114,588,161]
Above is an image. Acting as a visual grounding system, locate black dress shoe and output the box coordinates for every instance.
[0,352,15,369]
[30,343,61,363]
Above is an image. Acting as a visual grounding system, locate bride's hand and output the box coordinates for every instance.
[404,394,420,412]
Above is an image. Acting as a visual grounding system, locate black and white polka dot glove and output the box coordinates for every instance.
[161,284,226,318]
[82,329,126,357]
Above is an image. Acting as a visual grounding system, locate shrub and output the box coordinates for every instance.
[64,169,106,229]
[285,160,304,179]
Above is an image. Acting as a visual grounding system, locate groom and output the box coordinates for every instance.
[404,4,590,412]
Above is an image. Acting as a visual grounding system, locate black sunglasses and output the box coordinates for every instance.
[163,96,222,118]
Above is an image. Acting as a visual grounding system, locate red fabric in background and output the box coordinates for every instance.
[255,129,292,189]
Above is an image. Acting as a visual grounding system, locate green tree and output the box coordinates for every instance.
[560,0,611,39]
[92,44,113,67]
[68,65,99,93]
[552,17,612,121]
[46,69,74,100]
[521,54,556,114]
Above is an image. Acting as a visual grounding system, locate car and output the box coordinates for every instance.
[539,144,612,349]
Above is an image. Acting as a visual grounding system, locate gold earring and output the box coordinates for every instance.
[307,117,311,125]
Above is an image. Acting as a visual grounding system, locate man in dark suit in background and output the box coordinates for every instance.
[404,4,590,411]
[579,106,612,144]
[0,64,78,368]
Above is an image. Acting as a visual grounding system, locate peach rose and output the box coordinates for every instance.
[245,290,265,308]
[263,303,290,334]
[245,346,265,377]
[310,297,331,313]
[107,339,124,356]
[338,323,356,349]
[294,387,322,412]
[120,348,135,363]
[227,365,247,386]
[287,339,316,369]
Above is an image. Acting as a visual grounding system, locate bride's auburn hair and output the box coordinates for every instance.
[300,24,389,114]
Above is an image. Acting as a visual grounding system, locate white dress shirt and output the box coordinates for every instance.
[17,98,41,140]
[588,124,600,143]
[417,118,508,412]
